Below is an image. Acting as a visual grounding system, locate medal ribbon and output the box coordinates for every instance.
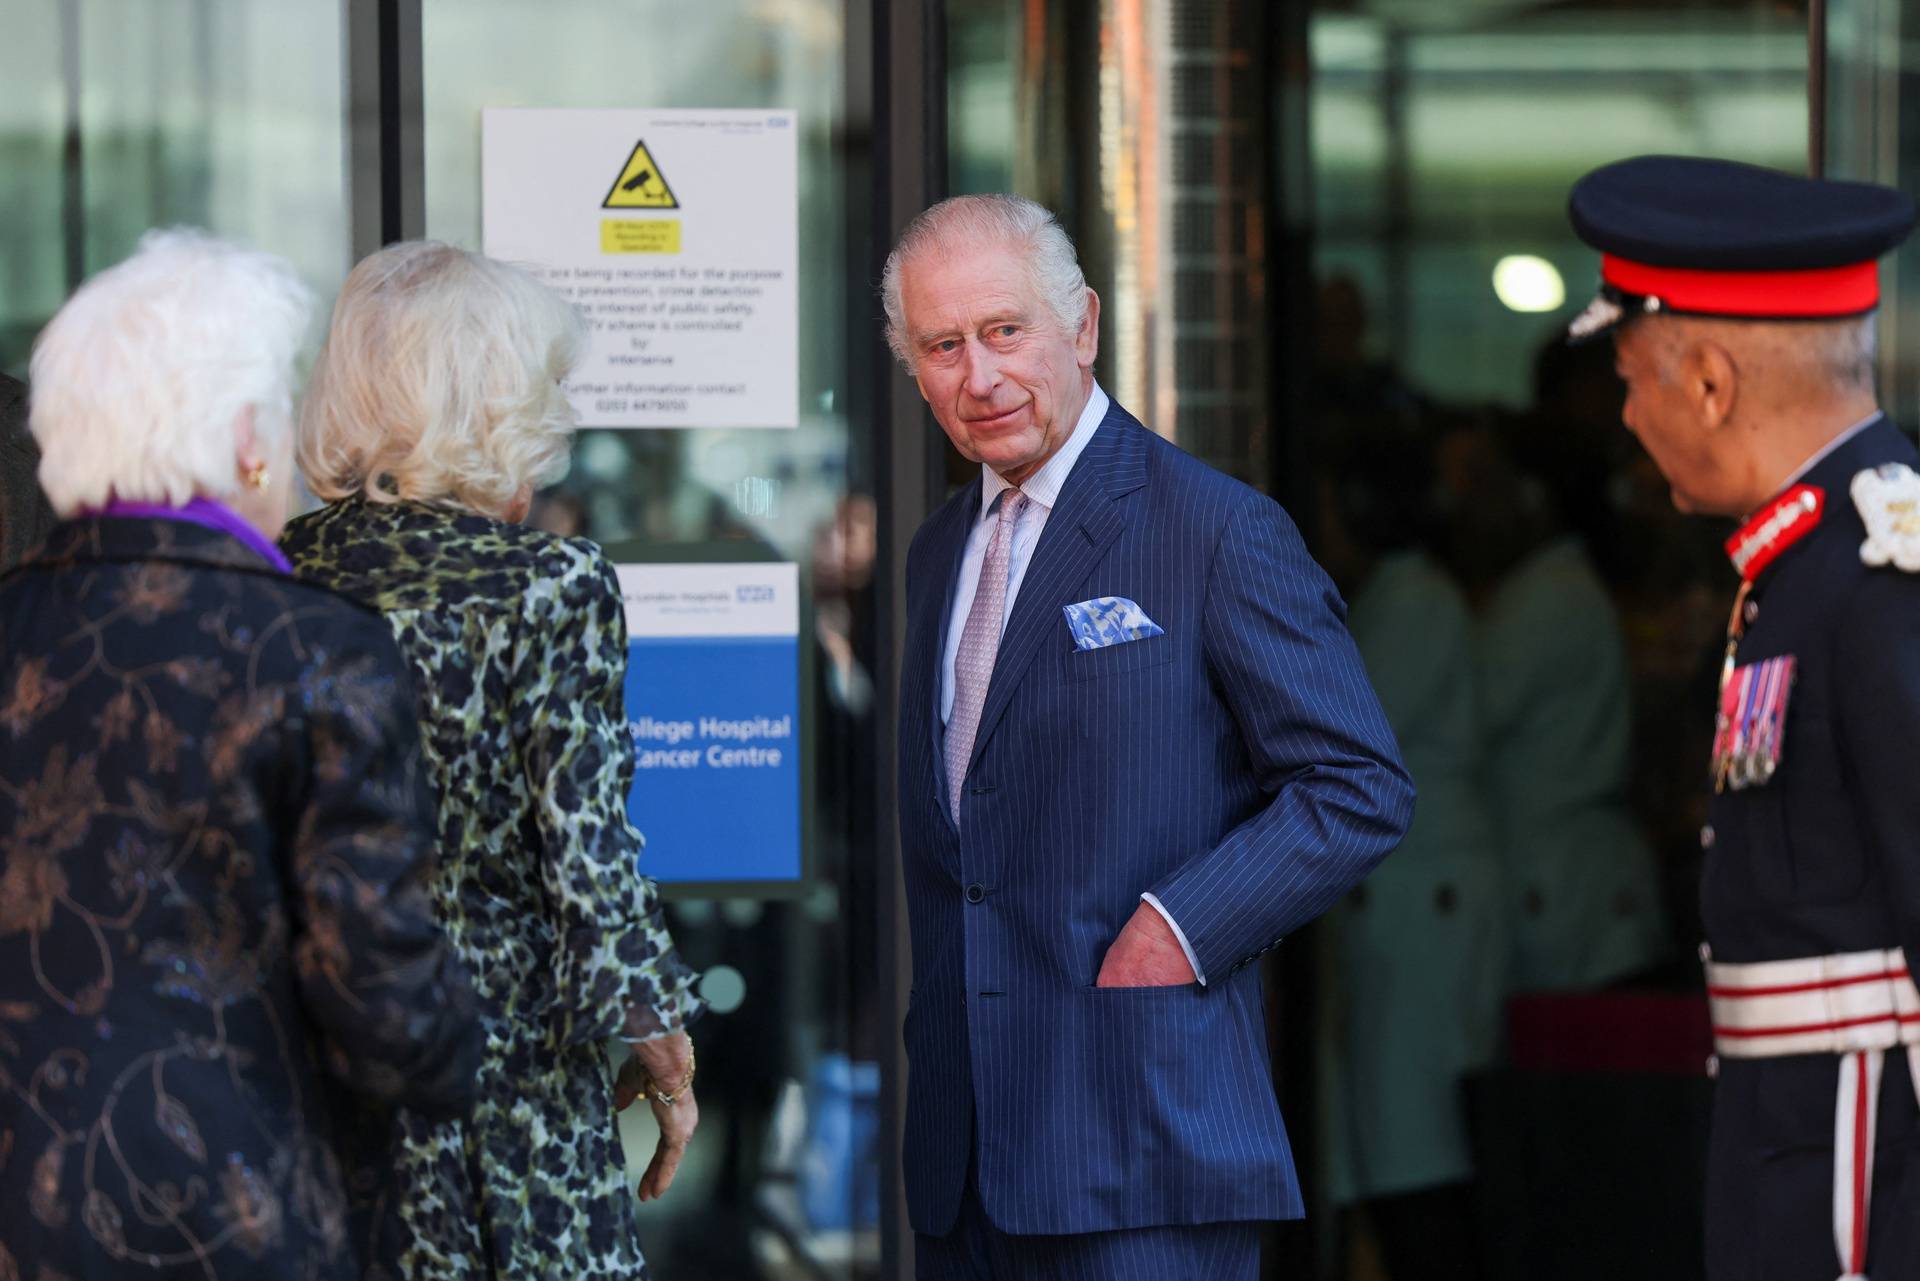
[1714,654,1797,793]
[1712,485,1822,792]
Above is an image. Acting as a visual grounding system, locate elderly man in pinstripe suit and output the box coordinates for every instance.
[884,193,1414,1279]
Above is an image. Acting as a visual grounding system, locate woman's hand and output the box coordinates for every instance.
[614,1031,699,1201]
[638,1084,698,1201]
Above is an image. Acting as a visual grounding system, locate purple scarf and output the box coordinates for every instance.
[96,497,292,574]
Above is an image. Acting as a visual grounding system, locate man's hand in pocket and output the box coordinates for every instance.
[1095,902,1197,987]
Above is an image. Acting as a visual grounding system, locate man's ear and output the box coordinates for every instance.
[1689,337,1739,433]
[1076,288,1101,371]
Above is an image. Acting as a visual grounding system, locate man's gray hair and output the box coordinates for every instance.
[1810,312,1879,395]
[1648,312,1880,397]
[881,194,1089,372]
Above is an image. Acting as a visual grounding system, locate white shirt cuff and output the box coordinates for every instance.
[1139,893,1207,986]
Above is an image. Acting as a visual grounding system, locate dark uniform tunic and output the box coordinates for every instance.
[1702,415,1920,1280]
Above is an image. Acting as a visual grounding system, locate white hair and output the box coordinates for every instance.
[298,241,585,516]
[29,228,314,516]
[881,194,1089,372]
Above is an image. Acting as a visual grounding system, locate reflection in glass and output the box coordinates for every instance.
[1313,4,1806,405]
[1309,5,1806,1277]
[1826,0,1920,428]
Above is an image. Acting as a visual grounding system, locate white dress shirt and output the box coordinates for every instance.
[940,382,1109,722]
[938,381,1208,983]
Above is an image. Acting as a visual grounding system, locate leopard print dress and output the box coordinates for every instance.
[282,497,702,1281]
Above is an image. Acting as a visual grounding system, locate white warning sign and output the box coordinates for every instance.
[482,108,799,430]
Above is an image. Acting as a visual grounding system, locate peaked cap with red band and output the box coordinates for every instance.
[1565,155,1915,342]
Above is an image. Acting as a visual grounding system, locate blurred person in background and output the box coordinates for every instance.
[526,488,587,539]
[0,229,480,1280]
[1440,407,1667,991]
[283,241,703,1281]
[1312,273,1425,427]
[1315,414,1502,1281]
[1532,332,1730,966]
[0,373,56,569]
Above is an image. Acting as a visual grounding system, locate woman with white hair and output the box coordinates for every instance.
[0,229,482,1280]
[282,241,702,1281]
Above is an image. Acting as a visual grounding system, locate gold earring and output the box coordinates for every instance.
[245,462,271,491]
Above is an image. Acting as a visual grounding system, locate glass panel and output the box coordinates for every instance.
[948,0,1021,196]
[1826,0,1920,428]
[420,3,881,1276]
[1314,5,1807,406]
[0,0,348,377]
[1308,4,1805,1276]
[0,2,67,373]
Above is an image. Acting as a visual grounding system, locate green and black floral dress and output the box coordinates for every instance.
[283,497,702,1281]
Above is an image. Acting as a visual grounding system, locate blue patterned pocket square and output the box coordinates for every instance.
[1063,597,1165,651]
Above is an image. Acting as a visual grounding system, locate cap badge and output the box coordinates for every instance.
[1852,462,1920,572]
[1567,293,1625,342]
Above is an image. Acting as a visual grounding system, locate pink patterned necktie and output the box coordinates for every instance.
[946,490,1027,822]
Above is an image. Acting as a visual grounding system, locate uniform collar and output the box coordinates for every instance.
[1779,410,1884,489]
[1723,412,1891,582]
[1725,486,1824,582]
[977,381,1110,518]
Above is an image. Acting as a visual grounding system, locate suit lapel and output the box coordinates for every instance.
[966,407,1149,776]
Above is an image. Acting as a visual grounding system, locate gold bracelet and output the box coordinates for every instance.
[641,1042,696,1107]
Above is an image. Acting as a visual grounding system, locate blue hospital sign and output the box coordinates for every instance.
[616,563,801,882]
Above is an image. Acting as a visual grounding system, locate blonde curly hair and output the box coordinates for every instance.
[298,241,584,516]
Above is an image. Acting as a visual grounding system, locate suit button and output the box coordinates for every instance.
[1700,824,1715,850]
[965,883,986,904]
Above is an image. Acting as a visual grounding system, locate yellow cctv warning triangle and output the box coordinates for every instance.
[602,139,680,210]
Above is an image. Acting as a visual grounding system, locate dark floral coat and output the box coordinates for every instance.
[282,498,701,1281]
[0,516,482,1281]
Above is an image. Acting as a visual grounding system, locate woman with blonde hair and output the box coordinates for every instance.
[0,229,480,1280]
[282,241,701,1280]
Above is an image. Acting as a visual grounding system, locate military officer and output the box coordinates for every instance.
[1568,155,1920,1281]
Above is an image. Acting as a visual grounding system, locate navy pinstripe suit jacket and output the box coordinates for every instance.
[898,400,1415,1237]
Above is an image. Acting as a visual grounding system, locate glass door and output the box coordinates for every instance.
[418,3,885,1276]
[1305,6,1806,1279]
[1825,0,1920,429]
